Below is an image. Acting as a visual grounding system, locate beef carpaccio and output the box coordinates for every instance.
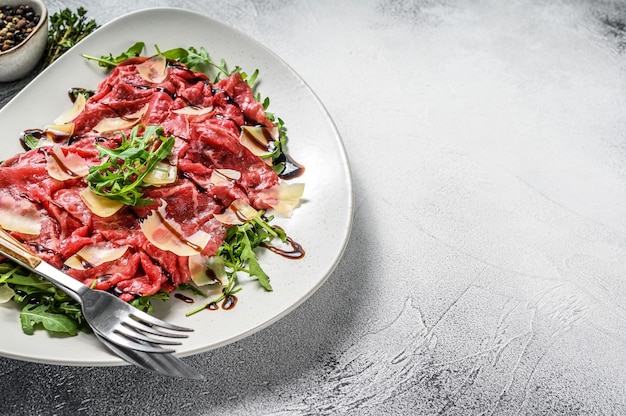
[0,56,302,302]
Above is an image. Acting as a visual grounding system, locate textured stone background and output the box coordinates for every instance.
[2,0,626,414]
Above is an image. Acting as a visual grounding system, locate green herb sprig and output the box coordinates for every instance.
[86,125,175,206]
[81,41,145,68]
[84,43,260,86]
[43,7,99,69]
[158,45,259,86]
[219,212,284,292]
[186,212,286,316]
[129,290,170,313]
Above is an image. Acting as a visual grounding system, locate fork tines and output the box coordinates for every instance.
[111,310,194,354]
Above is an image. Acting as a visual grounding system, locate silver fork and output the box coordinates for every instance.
[95,332,204,379]
[0,228,190,354]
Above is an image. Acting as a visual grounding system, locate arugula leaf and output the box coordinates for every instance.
[82,41,145,69]
[186,212,286,316]
[157,45,235,83]
[219,213,286,291]
[265,117,289,174]
[240,229,271,290]
[156,47,188,61]
[21,133,41,151]
[0,262,87,336]
[129,290,170,313]
[176,283,207,297]
[20,304,79,336]
[4,275,53,292]
[86,125,175,206]
[238,224,273,292]
[157,45,211,72]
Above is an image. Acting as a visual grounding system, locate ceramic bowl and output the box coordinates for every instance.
[0,0,47,82]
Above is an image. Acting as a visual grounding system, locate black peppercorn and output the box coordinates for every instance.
[0,4,40,52]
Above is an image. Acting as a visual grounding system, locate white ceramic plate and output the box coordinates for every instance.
[0,8,352,366]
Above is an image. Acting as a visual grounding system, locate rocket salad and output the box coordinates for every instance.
[0,43,305,336]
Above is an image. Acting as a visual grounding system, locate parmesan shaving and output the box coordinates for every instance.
[53,93,86,124]
[64,244,129,270]
[143,160,178,185]
[239,126,279,162]
[46,145,90,181]
[79,188,124,218]
[172,106,214,116]
[188,254,227,286]
[209,168,241,186]
[257,182,305,217]
[0,195,41,235]
[137,54,168,83]
[140,200,211,256]
[213,199,258,225]
[92,104,149,133]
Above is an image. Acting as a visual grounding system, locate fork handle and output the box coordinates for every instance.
[0,228,42,269]
[0,228,85,302]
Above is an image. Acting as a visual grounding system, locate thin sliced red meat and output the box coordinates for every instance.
[0,57,281,301]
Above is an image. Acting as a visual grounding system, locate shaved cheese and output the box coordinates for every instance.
[137,54,168,83]
[209,168,241,186]
[143,159,178,185]
[0,284,15,303]
[28,124,76,147]
[92,104,149,133]
[79,188,124,218]
[39,123,75,146]
[64,244,129,270]
[239,126,279,162]
[140,200,211,256]
[54,93,86,124]
[257,182,305,217]
[172,106,214,116]
[45,123,75,135]
[0,196,41,235]
[188,254,226,286]
[46,145,90,181]
[213,199,258,225]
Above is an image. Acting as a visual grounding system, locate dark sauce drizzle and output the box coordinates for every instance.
[205,267,222,285]
[222,294,237,310]
[179,171,207,193]
[18,192,42,207]
[74,253,94,269]
[239,125,305,180]
[26,242,59,257]
[109,286,123,297]
[177,294,237,310]
[155,86,177,100]
[261,236,305,259]
[175,293,194,304]
[137,248,173,281]
[20,128,72,150]
[276,153,305,180]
